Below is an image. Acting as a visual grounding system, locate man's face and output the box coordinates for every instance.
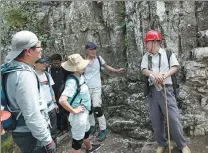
[29,41,42,63]
[52,60,61,68]
[34,62,47,71]
[145,41,154,52]
[87,48,97,58]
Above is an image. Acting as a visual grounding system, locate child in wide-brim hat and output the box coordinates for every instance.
[59,54,101,153]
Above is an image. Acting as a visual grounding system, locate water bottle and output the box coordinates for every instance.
[149,74,162,91]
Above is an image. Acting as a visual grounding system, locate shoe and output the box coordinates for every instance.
[182,146,191,153]
[89,126,96,135]
[156,146,166,153]
[86,144,101,153]
[98,129,107,141]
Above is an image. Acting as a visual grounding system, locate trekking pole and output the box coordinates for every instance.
[163,83,171,153]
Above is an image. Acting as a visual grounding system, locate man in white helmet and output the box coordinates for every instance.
[3,31,56,153]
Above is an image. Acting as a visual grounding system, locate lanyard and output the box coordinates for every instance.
[148,53,161,72]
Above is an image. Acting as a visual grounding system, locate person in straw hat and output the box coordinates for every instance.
[59,54,101,153]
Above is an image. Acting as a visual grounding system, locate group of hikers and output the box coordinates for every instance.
[0,29,191,153]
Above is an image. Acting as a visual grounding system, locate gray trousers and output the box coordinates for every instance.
[148,85,187,150]
[12,132,46,153]
[49,108,57,142]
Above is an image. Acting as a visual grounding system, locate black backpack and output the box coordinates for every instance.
[1,64,40,131]
[97,56,104,72]
[143,48,179,99]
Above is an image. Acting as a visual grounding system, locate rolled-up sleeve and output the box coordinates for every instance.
[141,53,148,71]
[170,53,179,67]
[15,71,52,146]
[99,56,106,65]
[61,79,76,98]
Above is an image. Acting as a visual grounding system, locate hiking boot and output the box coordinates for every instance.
[89,126,96,135]
[86,144,101,153]
[181,146,191,153]
[156,146,166,153]
[98,129,107,141]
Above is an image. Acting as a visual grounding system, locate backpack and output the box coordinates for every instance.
[1,64,40,131]
[44,71,54,97]
[97,56,104,72]
[143,48,179,99]
[58,75,83,115]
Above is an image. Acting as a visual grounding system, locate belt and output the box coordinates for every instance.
[149,84,172,87]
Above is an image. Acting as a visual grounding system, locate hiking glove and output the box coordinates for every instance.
[45,140,56,153]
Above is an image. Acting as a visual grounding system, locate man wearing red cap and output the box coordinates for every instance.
[141,30,191,153]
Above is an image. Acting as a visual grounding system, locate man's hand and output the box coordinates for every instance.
[45,140,56,153]
[72,105,85,114]
[161,72,169,80]
[152,72,164,85]
[116,68,125,74]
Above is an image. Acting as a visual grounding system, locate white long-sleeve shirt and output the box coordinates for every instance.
[6,61,52,146]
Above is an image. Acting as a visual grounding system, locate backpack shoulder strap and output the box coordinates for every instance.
[44,71,54,97]
[67,75,81,105]
[97,56,102,72]
[44,71,51,87]
[67,75,79,90]
[165,48,173,69]
[1,65,38,109]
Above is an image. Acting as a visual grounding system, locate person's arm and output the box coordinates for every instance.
[142,69,164,84]
[59,79,85,114]
[48,73,58,111]
[50,87,59,112]
[104,64,125,74]
[15,71,52,146]
[141,53,163,84]
[162,66,178,79]
[98,56,125,74]
[162,53,179,79]
[59,95,85,114]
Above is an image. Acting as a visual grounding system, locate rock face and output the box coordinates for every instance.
[1,1,208,141]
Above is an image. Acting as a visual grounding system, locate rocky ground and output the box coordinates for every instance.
[57,131,208,153]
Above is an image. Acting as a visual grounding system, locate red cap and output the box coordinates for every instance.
[144,30,162,42]
[1,110,11,122]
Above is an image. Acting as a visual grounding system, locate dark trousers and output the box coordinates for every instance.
[57,106,69,132]
[12,132,46,153]
[49,108,57,141]
[148,86,187,150]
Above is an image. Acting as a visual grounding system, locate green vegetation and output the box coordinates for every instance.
[1,134,15,153]
[3,1,52,48]
[4,7,28,28]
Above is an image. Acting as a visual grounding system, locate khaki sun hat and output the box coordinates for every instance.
[61,54,90,72]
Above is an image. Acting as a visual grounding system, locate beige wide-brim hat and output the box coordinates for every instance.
[61,54,90,72]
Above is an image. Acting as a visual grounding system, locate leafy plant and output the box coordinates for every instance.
[4,7,28,28]
[1,134,15,153]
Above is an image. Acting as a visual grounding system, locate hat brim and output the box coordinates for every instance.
[5,49,23,63]
[61,59,90,72]
[1,110,11,122]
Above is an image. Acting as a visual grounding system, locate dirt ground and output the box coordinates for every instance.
[57,131,208,153]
